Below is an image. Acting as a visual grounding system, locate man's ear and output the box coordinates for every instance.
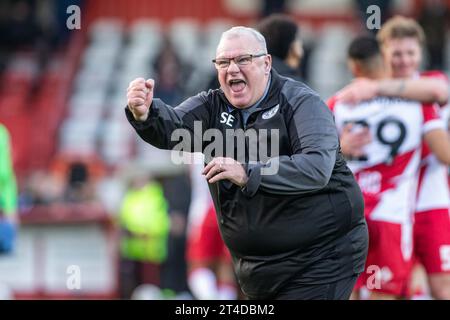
[265,54,272,74]
[289,39,303,61]
[347,59,360,77]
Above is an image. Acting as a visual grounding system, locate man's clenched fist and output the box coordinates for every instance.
[127,78,155,121]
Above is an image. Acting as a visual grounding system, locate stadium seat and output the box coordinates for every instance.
[128,18,163,53]
[68,92,106,121]
[308,24,354,97]
[222,0,261,16]
[287,0,352,14]
[168,19,201,64]
[99,118,135,165]
[59,118,100,155]
[89,18,125,45]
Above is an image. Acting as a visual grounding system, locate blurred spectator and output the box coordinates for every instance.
[418,0,450,70]
[64,162,97,203]
[118,174,170,299]
[0,0,38,77]
[55,154,105,202]
[0,0,82,92]
[0,123,18,254]
[0,2,8,73]
[6,0,40,50]
[21,170,64,206]
[256,14,303,82]
[21,154,106,206]
[261,0,287,18]
[153,37,188,106]
[2,0,43,91]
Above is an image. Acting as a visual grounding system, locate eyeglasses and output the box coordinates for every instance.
[212,53,267,69]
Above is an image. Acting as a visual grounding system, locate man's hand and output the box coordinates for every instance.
[127,78,154,121]
[340,123,371,158]
[202,157,249,187]
[335,78,378,105]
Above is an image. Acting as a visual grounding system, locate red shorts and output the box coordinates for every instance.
[186,204,231,263]
[413,208,450,274]
[355,220,413,297]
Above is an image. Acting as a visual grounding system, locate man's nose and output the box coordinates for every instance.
[227,60,240,73]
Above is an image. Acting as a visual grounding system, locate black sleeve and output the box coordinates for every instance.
[242,94,338,196]
[125,92,211,152]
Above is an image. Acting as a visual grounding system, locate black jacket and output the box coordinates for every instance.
[126,69,368,299]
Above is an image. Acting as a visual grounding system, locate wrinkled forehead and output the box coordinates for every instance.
[216,33,263,58]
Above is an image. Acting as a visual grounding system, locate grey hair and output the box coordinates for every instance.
[218,26,268,53]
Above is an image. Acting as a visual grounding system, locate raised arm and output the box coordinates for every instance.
[335,77,449,106]
[376,77,448,106]
[125,78,211,151]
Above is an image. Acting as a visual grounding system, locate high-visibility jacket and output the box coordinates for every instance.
[119,182,170,263]
[0,124,17,217]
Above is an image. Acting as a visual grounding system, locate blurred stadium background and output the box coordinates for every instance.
[0,0,448,299]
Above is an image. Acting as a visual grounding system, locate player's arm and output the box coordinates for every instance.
[422,104,450,165]
[126,77,210,151]
[424,129,450,165]
[376,77,448,106]
[335,77,449,106]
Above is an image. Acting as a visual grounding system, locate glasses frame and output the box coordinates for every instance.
[212,53,267,69]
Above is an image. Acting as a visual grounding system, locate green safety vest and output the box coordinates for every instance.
[0,124,17,216]
[119,182,170,263]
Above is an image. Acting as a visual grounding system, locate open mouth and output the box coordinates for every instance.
[228,79,246,93]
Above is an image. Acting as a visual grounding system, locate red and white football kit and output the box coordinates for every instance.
[186,160,231,264]
[329,95,444,296]
[412,71,450,275]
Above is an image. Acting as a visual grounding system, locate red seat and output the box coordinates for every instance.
[0,71,33,94]
[0,94,27,117]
